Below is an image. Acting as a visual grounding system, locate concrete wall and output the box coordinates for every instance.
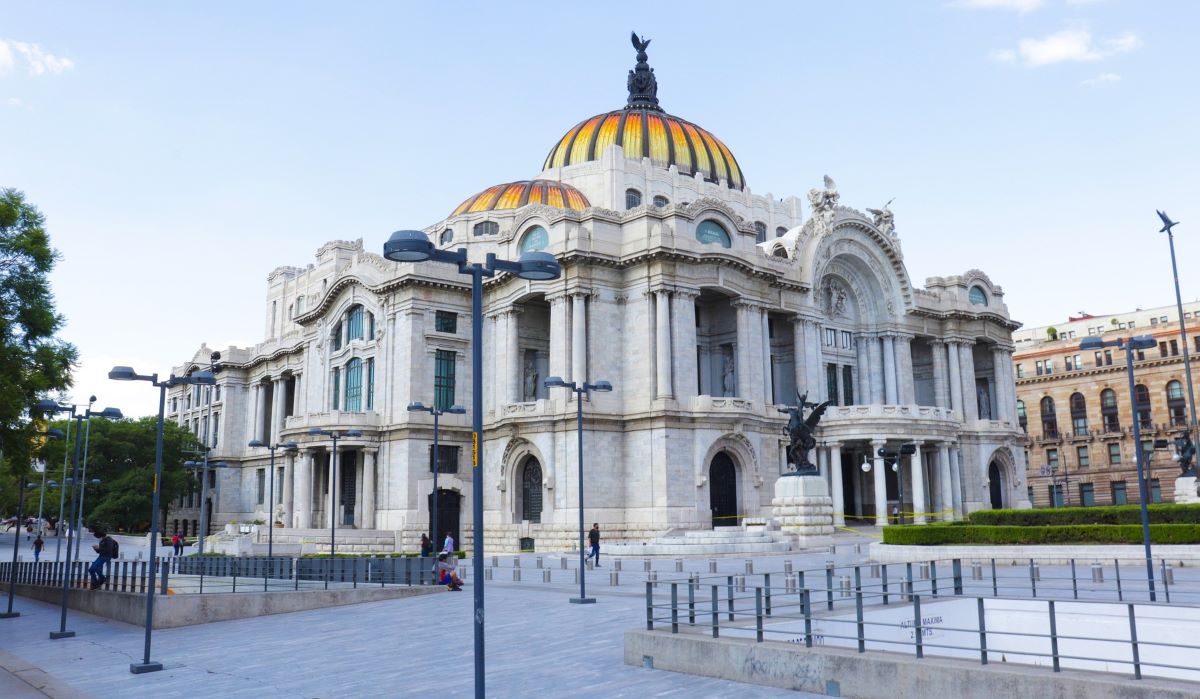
[625,629,1200,699]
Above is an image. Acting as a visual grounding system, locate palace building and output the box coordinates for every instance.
[166,35,1026,552]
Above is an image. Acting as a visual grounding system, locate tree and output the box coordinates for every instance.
[37,417,201,532]
[0,189,76,511]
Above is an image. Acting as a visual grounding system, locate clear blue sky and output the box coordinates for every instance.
[3,1,1197,416]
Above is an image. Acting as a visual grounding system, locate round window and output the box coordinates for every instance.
[519,225,549,254]
[695,220,732,248]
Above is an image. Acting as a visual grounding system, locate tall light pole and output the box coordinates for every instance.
[863,443,915,524]
[109,365,215,674]
[1081,335,1159,601]
[198,351,221,554]
[307,428,362,559]
[1157,212,1198,439]
[36,418,70,538]
[53,397,90,561]
[2,427,62,620]
[407,402,465,553]
[75,403,124,560]
[183,460,228,548]
[384,228,561,699]
[247,440,298,558]
[544,377,613,604]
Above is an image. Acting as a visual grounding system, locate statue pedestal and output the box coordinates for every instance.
[1175,476,1200,504]
[771,474,834,541]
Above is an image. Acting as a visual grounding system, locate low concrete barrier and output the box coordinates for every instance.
[12,583,440,628]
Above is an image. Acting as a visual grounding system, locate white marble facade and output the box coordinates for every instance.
[165,40,1026,552]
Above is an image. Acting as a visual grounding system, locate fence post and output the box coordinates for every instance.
[160,558,169,595]
[952,559,963,595]
[977,597,988,665]
[913,594,923,659]
[826,561,835,611]
[990,558,998,597]
[1161,560,1171,604]
[764,572,772,617]
[294,558,300,591]
[711,585,719,638]
[882,564,889,605]
[1128,603,1142,680]
[1029,559,1037,598]
[232,556,238,593]
[930,561,938,598]
[755,587,763,643]
[670,583,679,634]
[802,588,813,648]
[1048,600,1060,672]
[1071,559,1078,600]
[726,574,734,621]
[645,581,654,631]
[855,567,865,653]
[688,574,696,626]
[1114,559,1123,601]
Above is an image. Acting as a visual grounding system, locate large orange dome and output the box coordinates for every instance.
[449,179,590,218]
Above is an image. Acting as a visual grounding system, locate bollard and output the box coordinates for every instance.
[1091,562,1104,583]
[485,568,493,581]
[491,555,498,567]
[586,558,594,571]
[542,569,551,583]
[1164,564,1175,585]
[855,543,863,555]
[745,559,754,574]
[610,570,619,586]
[901,576,913,601]
[840,574,852,598]
[1031,563,1041,581]
[513,557,521,569]
[560,557,568,570]
[786,572,797,594]
[512,569,521,582]
[827,545,836,555]
[614,559,622,571]
[536,556,543,569]
[971,560,983,580]
[870,563,881,578]
[709,559,718,574]
[644,559,651,572]
[736,574,746,593]
[675,559,684,573]
[919,562,930,580]
[784,560,793,575]
[648,570,658,588]
[574,568,579,585]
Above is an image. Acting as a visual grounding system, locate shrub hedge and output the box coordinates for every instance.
[968,503,1200,526]
[882,523,1200,546]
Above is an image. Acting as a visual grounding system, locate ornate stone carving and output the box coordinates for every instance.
[807,175,839,232]
[821,278,848,318]
[866,199,895,236]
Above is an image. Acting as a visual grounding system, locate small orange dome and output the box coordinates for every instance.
[450,179,591,218]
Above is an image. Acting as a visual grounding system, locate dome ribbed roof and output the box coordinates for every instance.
[543,109,745,190]
[450,179,590,218]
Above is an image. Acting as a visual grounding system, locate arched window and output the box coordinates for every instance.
[1016,400,1028,433]
[346,305,364,342]
[343,358,363,412]
[1135,384,1152,429]
[518,225,549,254]
[520,457,543,523]
[1167,380,1186,425]
[754,221,767,244]
[1040,396,1058,438]
[330,320,343,351]
[473,221,499,237]
[776,226,788,238]
[440,229,453,245]
[969,286,988,306]
[1100,388,1120,432]
[695,220,732,248]
[772,246,788,259]
[653,195,669,208]
[625,188,642,209]
[1069,392,1088,434]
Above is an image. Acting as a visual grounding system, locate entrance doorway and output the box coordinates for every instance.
[340,451,357,526]
[988,461,1004,509]
[709,452,738,527]
[428,489,462,551]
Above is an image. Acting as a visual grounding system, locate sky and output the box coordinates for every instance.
[3,1,1198,417]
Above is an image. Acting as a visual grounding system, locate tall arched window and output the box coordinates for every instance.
[625,188,642,209]
[1100,388,1120,432]
[518,225,548,254]
[520,457,543,523]
[754,221,767,244]
[1040,396,1058,438]
[1070,392,1088,434]
[346,305,364,342]
[695,220,732,248]
[1167,380,1186,425]
[343,358,363,412]
[1135,384,1152,429]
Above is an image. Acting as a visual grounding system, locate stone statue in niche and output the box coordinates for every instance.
[823,280,847,318]
[523,355,539,402]
[866,199,895,236]
[977,384,992,420]
[722,349,735,396]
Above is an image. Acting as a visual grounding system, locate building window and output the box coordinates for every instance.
[1016,364,1024,379]
[842,365,854,406]
[1035,360,1044,376]
[695,220,732,248]
[1016,400,1027,433]
[366,358,375,410]
[1047,448,1059,469]
[330,321,343,352]
[1167,380,1186,425]
[1151,317,1159,325]
[1079,483,1095,507]
[1076,445,1089,468]
[1159,341,1168,358]
[1150,478,1162,503]
[1170,339,1179,356]
[1049,484,1064,508]
[1069,392,1087,433]
[840,331,852,349]
[776,226,788,238]
[440,229,453,245]
[1107,443,1122,464]
[824,328,837,346]
[435,310,458,333]
[256,468,266,505]
[518,225,549,253]
[429,445,460,474]
[346,305,364,342]
[435,349,456,410]
[215,385,221,401]
[330,368,340,410]
[652,195,669,207]
[1111,480,1127,505]
[473,221,499,237]
[968,286,988,305]
[826,364,839,406]
[1100,388,1119,432]
[1040,396,1058,438]
[1135,383,1152,429]
[344,358,363,412]
[754,221,767,244]
[625,189,642,209]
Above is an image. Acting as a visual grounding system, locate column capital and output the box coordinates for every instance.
[910,439,926,447]
[945,336,975,347]
[672,287,701,301]
[544,291,571,304]
[731,298,763,310]
[871,438,887,448]
[568,288,594,300]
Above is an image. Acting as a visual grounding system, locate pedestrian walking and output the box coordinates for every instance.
[171,532,183,556]
[32,535,44,562]
[585,523,601,566]
[420,533,433,557]
[443,531,455,554]
[88,528,118,590]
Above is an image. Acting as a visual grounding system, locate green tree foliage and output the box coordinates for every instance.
[36,417,201,532]
[0,189,77,494]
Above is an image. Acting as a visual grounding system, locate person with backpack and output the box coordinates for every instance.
[88,528,118,590]
[171,532,183,556]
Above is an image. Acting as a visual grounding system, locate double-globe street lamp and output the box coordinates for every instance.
[1079,335,1159,601]
[407,402,465,555]
[247,439,299,558]
[543,377,612,604]
[307,428,362,563]
[108,366,215,674]
[862,444,916,524]
[183,459,229,549]
[383,228,561,699]
[1,428,63,619]
[198,351,222,554]
[33,399,122,640]
[75,400,124,560]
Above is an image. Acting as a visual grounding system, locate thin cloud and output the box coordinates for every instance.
[0,40,75,76]
[956,0,1044,12]
[1081,73,1120,86]
[992,28,1142,67]
[5,97,27,108]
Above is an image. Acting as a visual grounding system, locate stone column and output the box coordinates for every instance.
[882,335,897,404]
[911,441,927,524]
[735,301,753,399]
[829,442,845,527]
[872,439,888,526]
[272,378,286,443]
[792,318,807,402]
[931,340,949,409]
[254,383,267,442]
[571,293,587,387]
[672,290,699,399]
[294,450,314,529]
[868,335,884,404]
[548,294,570,384]
[362,449,376,530]
[655,289,673,399]
[959,342,978,422]
[991,347,1007,421]
[949,445,963,519]
[855,335,870,406]
[947,341,964,421]
[937,443,953,521]
[283,451,295,528]
[761,308,774,405]
[895,334,914,405]
[806,320,824,401]
[507,309,522,404]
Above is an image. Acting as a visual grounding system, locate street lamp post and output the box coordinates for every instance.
[384,228,561,699]
[199,351,221,554]
[407,402,466,554]
[247,440,299,558]
[182,460,229,549]
[2,427,61,620]
[108,365,215,673]
[307,428,362,562]
[867,444,916,524]
[544,377,613,604]
[75,403,123,560]
[1081,335,1159,601]
[37,417,70,538]
[52,397,90,561]
[1157,212,1198,440]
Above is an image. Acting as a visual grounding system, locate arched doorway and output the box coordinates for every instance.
[709,452,738,527]
[988,461,1005,509]
[427,489,462,550]
[519,457,543,523]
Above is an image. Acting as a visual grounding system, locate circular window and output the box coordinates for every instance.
[439,229,453,245]
[519,225,549,254]
[695,220,732,248]
[969,285,988,306]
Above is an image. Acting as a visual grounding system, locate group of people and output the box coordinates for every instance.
[419,531,462,591]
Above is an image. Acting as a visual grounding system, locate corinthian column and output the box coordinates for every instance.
[947,341,964,420]
[294,450,314,529]
[672,290,699,399]
[571,293,587,386]
[507,309,521,404]
[362,449,376,530]
[655,289,673,398]
[548,294,569,387]
[911,441,927,524]
[931,339,949,409]
[872,439,888,527]
[882,335,897,404]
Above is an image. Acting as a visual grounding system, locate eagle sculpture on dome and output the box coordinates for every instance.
[631,32,651,58]
[626,31,661,111]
